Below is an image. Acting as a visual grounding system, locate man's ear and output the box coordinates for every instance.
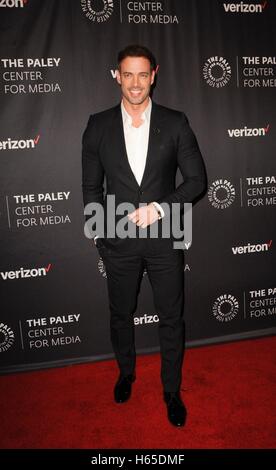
[150,70,156,85]
[116,69,121,85]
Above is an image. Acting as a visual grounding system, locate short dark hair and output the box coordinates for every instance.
[117,44,157,71]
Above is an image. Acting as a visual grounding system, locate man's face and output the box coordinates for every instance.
[116,56,155,106]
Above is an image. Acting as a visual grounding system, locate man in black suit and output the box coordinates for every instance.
[82,45,206,427]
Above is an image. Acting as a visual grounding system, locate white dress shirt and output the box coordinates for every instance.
[121,99,151,186]
[121,99,164,218]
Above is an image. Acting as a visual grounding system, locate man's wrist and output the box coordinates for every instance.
[151,201,164,220]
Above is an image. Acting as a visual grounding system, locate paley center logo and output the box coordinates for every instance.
[0,323,15,352]
[0,135,40,150]
[227,124,270,137]
[232,239,272,254]
[223,1,268,13]
[208,179,236,209]
[97,255,147,279]
[203,57,232,88]
[0,0,27,8]
[212,294,239,322]
[0,263,52,280]
[98,256,107,278]
[81,0,114,22]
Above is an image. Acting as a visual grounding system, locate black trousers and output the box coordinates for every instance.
[97,238,185,393]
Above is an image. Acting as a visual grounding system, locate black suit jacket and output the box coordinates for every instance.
[82,101,206,245]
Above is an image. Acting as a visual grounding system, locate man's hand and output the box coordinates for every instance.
[128,203,159,228]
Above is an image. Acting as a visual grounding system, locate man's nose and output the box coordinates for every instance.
[132,75,139,87]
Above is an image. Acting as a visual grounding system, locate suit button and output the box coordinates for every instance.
[139,190,144,195]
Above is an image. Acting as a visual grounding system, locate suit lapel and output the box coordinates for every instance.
[140,101,161,189]
[112,104,140,189]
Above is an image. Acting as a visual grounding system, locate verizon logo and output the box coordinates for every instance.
[134,314,159,325]
[1,263,52,280]
[0,0,27,7]
[232,240,272,254]
[227,124,270,137]
[0,135,40,150]
[223,1,268,13]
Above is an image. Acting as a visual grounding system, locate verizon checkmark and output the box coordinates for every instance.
[267,240,272,248]
[265,124,270,133]
[34,135,40,145]
[45,263,52,272]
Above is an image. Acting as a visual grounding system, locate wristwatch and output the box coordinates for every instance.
[151,202,162,220]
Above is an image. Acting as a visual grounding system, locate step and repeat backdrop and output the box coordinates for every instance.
[0,0,275,373]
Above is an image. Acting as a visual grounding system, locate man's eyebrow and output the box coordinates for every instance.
[122,71,150,74]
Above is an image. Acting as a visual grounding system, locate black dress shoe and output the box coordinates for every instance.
[164,391,187,427]
[114,374,135,403]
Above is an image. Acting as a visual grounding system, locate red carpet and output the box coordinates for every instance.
[0,337,275,449]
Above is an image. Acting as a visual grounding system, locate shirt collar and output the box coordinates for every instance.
[121,98,152,126]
